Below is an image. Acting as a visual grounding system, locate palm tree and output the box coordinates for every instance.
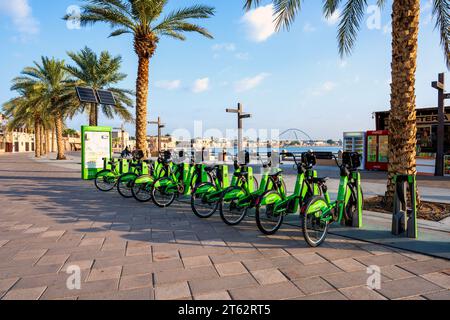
[2,87,47,158]
[11,57,79,160]
[245,0,449,203]
[65,46,134,126]
[65,0,215,154]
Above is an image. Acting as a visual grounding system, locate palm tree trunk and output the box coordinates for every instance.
[40,124,45,156]
[135,54,149,155]
[45,129,50,154]
[385,0,420,206]
[52,128,56,152]
[34,119,41,158]
[89,103,97,126]
[55,111,66,160]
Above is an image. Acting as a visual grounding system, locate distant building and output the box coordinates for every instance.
[148,135,176,154]
[0,113,35,153]
[112,130,131,150]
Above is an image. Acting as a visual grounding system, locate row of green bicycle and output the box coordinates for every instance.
[94,150,363,247]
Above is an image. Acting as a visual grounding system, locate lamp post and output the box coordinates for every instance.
[431,73,450,176]
[113,124,126,149]
[226,103,252,155]
[148,117,165,154]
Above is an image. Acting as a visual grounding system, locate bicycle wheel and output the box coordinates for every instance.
[117,173,138,198]
[151,177,177,208]
[131,180,153,202]
[94,170,116,192]
[301,196,330,247]
[219,186,248,226]
[255,191,284,235]
[191,182,219,218]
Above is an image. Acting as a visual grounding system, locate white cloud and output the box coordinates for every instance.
[303,22,316,33]
[212,43,236,52]
[312,81,337,96]
[235,52,250,60]
[192,78,210,93]
[0,0,39,35]
[324,9,341,26]
[155,80,181,90]
[234,73,270,93]
[242,4,276,42]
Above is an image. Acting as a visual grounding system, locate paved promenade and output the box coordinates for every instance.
[0,153,449,300]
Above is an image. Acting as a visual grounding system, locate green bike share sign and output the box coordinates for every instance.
[81,126,113,180]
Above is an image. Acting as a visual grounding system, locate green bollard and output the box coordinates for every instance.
[220,165,230,188]
[352,171,363,228]
[392,174,418,239]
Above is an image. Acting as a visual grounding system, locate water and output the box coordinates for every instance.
[209,146,342,156]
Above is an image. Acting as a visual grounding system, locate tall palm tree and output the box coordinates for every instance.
[65,0,215,153]
[12,57,79,160]
[65,46,134,126]
[245,0,449,203]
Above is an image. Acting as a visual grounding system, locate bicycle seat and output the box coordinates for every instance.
[204,166,216,173]
[312,177,329,184]
[234,171,249,177]
[269,170,283,177]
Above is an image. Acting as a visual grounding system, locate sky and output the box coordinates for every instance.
[0,0,448,141]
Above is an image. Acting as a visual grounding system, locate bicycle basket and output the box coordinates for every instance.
[342,152,361,170]
[302,152,317,167]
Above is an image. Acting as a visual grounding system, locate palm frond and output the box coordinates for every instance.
[323,0,343,17]
[433,0,450,69]
[272,0,303,31]
[337,0,368,57]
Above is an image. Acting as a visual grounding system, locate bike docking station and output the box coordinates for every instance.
[392,174,418,239]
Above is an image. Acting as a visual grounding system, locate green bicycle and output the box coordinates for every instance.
[218,157,284,226]
[254,152,320,235]
[130,153,168,202]
[151,154,211,208]
[117,154,149,198]
[94,158,125,192]
[190,159,257,219]
[301,152,363,247]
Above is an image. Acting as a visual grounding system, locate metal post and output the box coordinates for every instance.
[226,103,252,156]
[157,117,162,154]
[432,73,447,176]
[149,118,165,155]
[238,103,243,154]
[121,124,125,149]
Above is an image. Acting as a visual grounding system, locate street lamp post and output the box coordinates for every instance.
[149,117,165,154]
[226,103,252,155]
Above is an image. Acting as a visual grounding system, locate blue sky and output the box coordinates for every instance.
[0,0,448,140]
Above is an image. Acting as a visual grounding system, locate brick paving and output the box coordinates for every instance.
[0,153,449,300]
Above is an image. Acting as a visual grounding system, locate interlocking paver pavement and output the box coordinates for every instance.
[0,153,449,300]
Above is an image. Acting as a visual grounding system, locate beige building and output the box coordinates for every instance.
[1,114,36,153]
[148,135,176,155]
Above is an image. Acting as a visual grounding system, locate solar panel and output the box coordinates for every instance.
[76,87,98,104]
[96,90,116,106]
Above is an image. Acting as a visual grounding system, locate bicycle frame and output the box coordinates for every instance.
[308,164,363,227]
[261,168,317,215]
[154,162,209,196]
